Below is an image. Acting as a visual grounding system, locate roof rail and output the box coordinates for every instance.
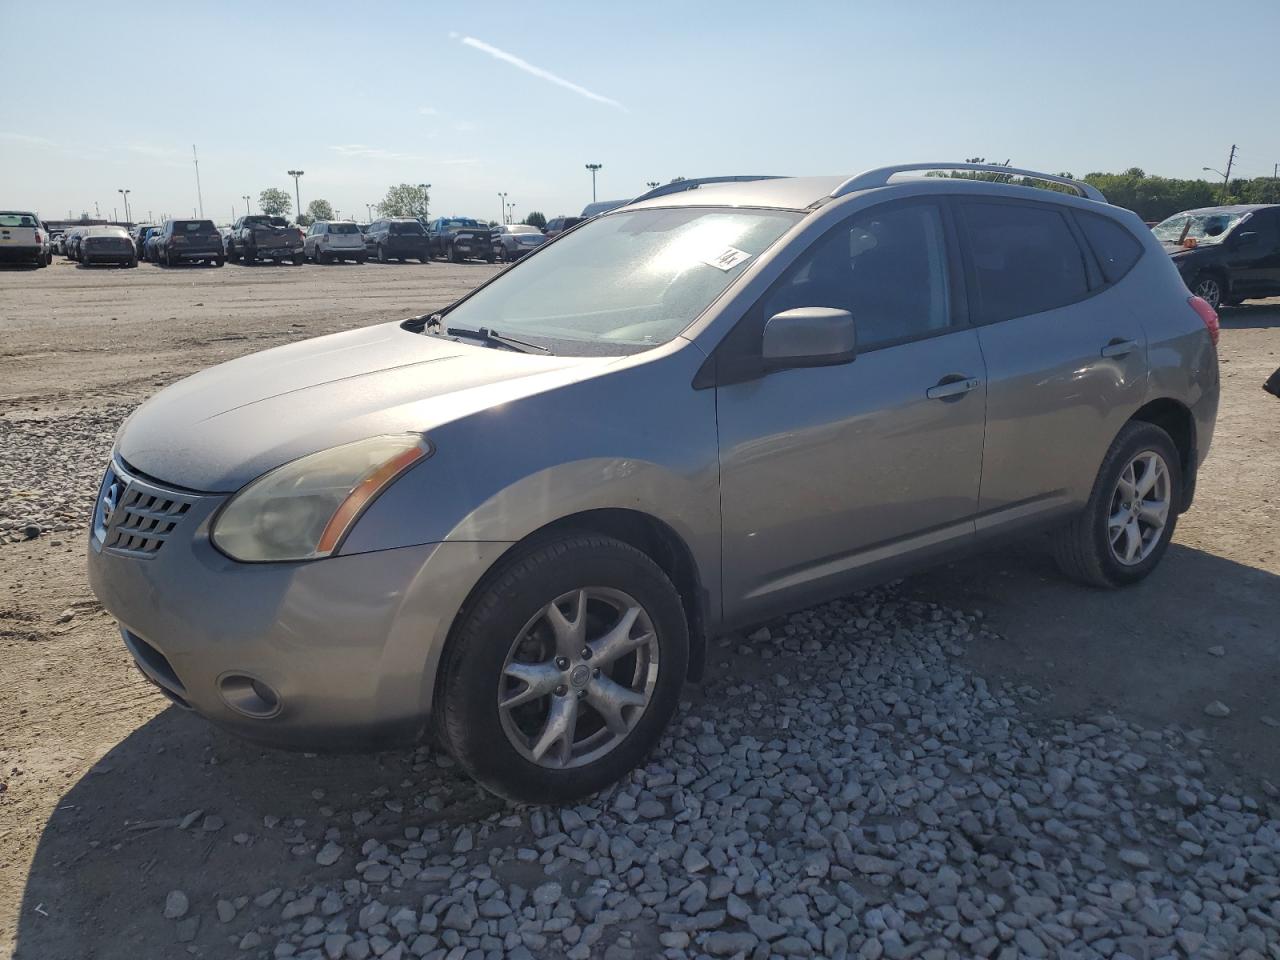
[629,175,786,205]
[831,163,1106,203]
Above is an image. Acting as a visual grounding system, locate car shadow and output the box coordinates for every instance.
[1220,302,1280,329]
[905,536,1280,779]
[12,707,499,959]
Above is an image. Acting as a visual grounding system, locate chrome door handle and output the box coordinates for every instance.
[1100,338,1137,358]
[926,376,982,400]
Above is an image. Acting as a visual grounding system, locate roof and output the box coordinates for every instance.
[627,177,845,211]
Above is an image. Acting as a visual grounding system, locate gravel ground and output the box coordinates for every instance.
[2,260,1279,960]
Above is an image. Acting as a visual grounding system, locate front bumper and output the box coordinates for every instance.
[86,467,508,749]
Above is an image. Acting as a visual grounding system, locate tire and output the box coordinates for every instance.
[127,257,137,268]
[1052,421,1182,589]
[419,256,430,264]
[214,257,225,267]
[435,534,689,803]
[292,254,304,265]
[449,244,462,264]
[377,245,388,264]
[164,250,175,267]
[1191,272,1223,311]
[357,256,368,264]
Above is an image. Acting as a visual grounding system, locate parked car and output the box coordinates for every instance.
[79,225,137,267]
[48,228,65,256]
[153,219,224,267]
[306,221,368,264]
[426,217,492,263]
[224,215,304,265]
[87,163,1219,803]
[542,215,585,239]
[144,228,167,263]
[492,223,548,262]
[130,224,156,258]
[361,217,431,263]
[0,210,50,267]
[1154,204,1280,309]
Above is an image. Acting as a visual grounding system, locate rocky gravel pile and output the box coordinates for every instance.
[0,405,128,543]
[146,588,1280,960]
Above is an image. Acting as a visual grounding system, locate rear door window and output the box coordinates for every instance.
[1075,211,1143,284]
[958,201,1090,322]
[391,222,424,235]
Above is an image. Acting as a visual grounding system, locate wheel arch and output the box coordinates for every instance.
[436,508,711,699]
[1128,397,1197,511]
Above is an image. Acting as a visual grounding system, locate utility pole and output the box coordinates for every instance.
[287,170,305,220]
[1220,145,1237,202]
[193,145,204,217]
[585,163,603,203]
[117,188,131,224]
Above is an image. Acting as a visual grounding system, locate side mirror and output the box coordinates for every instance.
[762,308,857,368]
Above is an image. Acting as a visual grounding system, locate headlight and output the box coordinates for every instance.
[211,434,430,562]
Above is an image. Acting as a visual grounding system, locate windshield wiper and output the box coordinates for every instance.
[444,324,551,354]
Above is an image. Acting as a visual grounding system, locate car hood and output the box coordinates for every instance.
[117,321,610,491]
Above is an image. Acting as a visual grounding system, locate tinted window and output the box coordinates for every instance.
[1076,211,1142,283]
[175,219,217,234]
[960,201,1089,322]
[761,202,952,350]
[1243,209,1280,247]
[390,222,425,235]
[329,223,359,234]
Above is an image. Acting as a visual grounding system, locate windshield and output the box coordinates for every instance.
[443,219,479,228]
[1153,210,1247,245]
[329,222,359,234]
[508,224,540,234]
[441,207,800,354]
[390,222,425,235]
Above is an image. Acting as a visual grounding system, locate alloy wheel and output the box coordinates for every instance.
[1194,277,1221,310]
[498,587,659,769]
[1107,450,1171,566]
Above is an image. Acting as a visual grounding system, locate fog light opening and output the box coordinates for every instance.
[219,674,282,719]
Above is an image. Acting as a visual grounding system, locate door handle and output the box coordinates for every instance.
[1100,338,1137,359]
[926,376,982,400]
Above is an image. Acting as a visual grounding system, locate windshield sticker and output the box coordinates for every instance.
[701,246,752,272]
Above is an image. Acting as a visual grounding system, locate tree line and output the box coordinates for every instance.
[254,167,1280,229]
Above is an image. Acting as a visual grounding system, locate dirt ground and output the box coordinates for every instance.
[1,258,1277,959]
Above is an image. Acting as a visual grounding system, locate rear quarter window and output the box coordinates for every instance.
[958,201,1090,323]
[1075,211,1143,284]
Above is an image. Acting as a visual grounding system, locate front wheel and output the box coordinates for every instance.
[377,245,388,264]
[436,535,689,803]
[1052,421,1182,588]
[1191,273,1223,311]
[292,254,304,265]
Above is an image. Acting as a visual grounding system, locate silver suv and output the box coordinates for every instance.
[88,164,1219,803]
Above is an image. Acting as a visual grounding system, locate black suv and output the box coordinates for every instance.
[1156,204,1280,309]
[364,218,430,263]
[155,219,224,267]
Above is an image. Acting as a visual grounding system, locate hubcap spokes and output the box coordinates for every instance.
[499,588,658,769]
[1107,451,1170,566]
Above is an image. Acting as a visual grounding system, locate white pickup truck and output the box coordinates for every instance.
[0,210,51,267]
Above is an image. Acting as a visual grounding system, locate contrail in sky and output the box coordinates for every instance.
[458,35,626,111]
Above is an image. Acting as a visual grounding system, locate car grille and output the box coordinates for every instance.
[93,461,195,558]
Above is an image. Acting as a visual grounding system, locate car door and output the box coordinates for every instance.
[955,198,1148,536]
[1230,208,1280,296]
[716,199,987,624]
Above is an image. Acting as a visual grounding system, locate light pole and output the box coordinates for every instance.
[507,202,516,224]
[497,192,507,224]
[242,195,251,216]
[287,170,305,220]
[366,203,375,222]
[117,188,132,224]
[585,163,603,203]
[418,183,431,221]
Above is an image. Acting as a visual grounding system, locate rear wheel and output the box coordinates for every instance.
[1191,273,1223,311]
[214,256,225,267]
[1052,421,1182,588]
[449,243,461,264]
[292,254,304,265]
[377,244,388,264]
[436,535,689,803]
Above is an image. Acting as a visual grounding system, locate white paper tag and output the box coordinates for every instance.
[701,246,752,272]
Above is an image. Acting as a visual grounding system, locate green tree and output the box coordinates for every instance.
[307,199,335,222]
[377,183,430,219]
[296,213,314,227]
[524,211,547,229]
[259,187,292,217]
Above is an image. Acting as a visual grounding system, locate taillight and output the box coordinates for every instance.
[1188,295,1219,347]
[35,230,43,243]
